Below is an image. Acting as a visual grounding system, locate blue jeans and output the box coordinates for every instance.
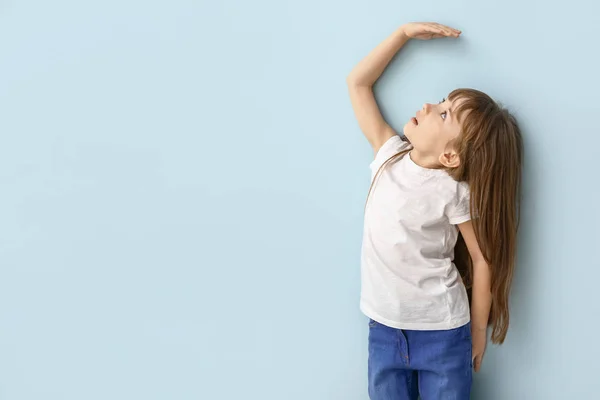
[368,319,472,400]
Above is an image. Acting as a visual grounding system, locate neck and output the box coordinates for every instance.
[409,149,443,170]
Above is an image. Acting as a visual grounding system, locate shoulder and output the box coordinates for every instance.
[442,179,471,224]
[456,180,470,199]
[369,135,410,172]
[436,174,469,196]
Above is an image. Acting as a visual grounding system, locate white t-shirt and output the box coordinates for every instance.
[360,135,471,330]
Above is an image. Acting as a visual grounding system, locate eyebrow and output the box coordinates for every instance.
[447,99,462,123]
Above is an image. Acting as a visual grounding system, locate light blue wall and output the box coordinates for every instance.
[0,0,598,399]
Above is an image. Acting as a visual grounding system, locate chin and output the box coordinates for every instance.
[403,126,414,143]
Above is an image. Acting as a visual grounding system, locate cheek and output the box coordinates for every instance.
[403,121,415,136]
[401,122,420,142]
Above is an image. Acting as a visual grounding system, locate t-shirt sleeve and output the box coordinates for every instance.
[446,182,472,225]
[369,135,409,180]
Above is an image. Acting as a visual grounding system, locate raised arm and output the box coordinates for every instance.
[346,22,461,156]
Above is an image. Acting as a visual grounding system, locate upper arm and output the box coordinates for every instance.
[346,81,397,156]
[457,221,486,266]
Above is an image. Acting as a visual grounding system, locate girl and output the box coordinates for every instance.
[346,22,522,400]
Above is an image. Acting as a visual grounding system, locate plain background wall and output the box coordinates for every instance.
[0,0,598,399]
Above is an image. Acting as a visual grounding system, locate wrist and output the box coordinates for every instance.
[397,25,410,41]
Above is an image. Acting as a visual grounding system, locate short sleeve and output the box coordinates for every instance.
[446,182,471,225]
[369,135,409,177]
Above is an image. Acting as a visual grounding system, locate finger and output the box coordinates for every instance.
[436,28,457,37]
[474,355,483,372]
[443,28,460,37]
[434,23,461,36]
[434,22,459,32]
[435,29,452,38]
[425,23,446,34]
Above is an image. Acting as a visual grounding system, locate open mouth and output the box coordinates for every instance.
[411,117,419,125]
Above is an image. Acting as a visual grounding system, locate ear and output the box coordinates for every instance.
[439,148,461,168]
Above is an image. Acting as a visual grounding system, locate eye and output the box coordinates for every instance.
[439,97,448,120]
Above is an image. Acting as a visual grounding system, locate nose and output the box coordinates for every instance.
[422,103,432,113]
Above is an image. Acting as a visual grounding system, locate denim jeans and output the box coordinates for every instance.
[368,319,472,400]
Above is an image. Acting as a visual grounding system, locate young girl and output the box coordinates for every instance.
[346,22,523,399]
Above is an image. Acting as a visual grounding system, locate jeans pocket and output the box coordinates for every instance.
[368,319,378,328]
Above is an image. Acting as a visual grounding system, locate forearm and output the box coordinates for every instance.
[347,26,410,87]
[471,260,492,332]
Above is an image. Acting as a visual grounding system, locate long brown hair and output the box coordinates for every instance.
[366,88,523,344]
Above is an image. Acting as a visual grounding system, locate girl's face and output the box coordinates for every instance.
[403,96,465,167]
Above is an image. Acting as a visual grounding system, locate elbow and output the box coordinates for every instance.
[346,73,358,86]
[346,73,370,88]
[472,258,489,272]
[471,259,491,286]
